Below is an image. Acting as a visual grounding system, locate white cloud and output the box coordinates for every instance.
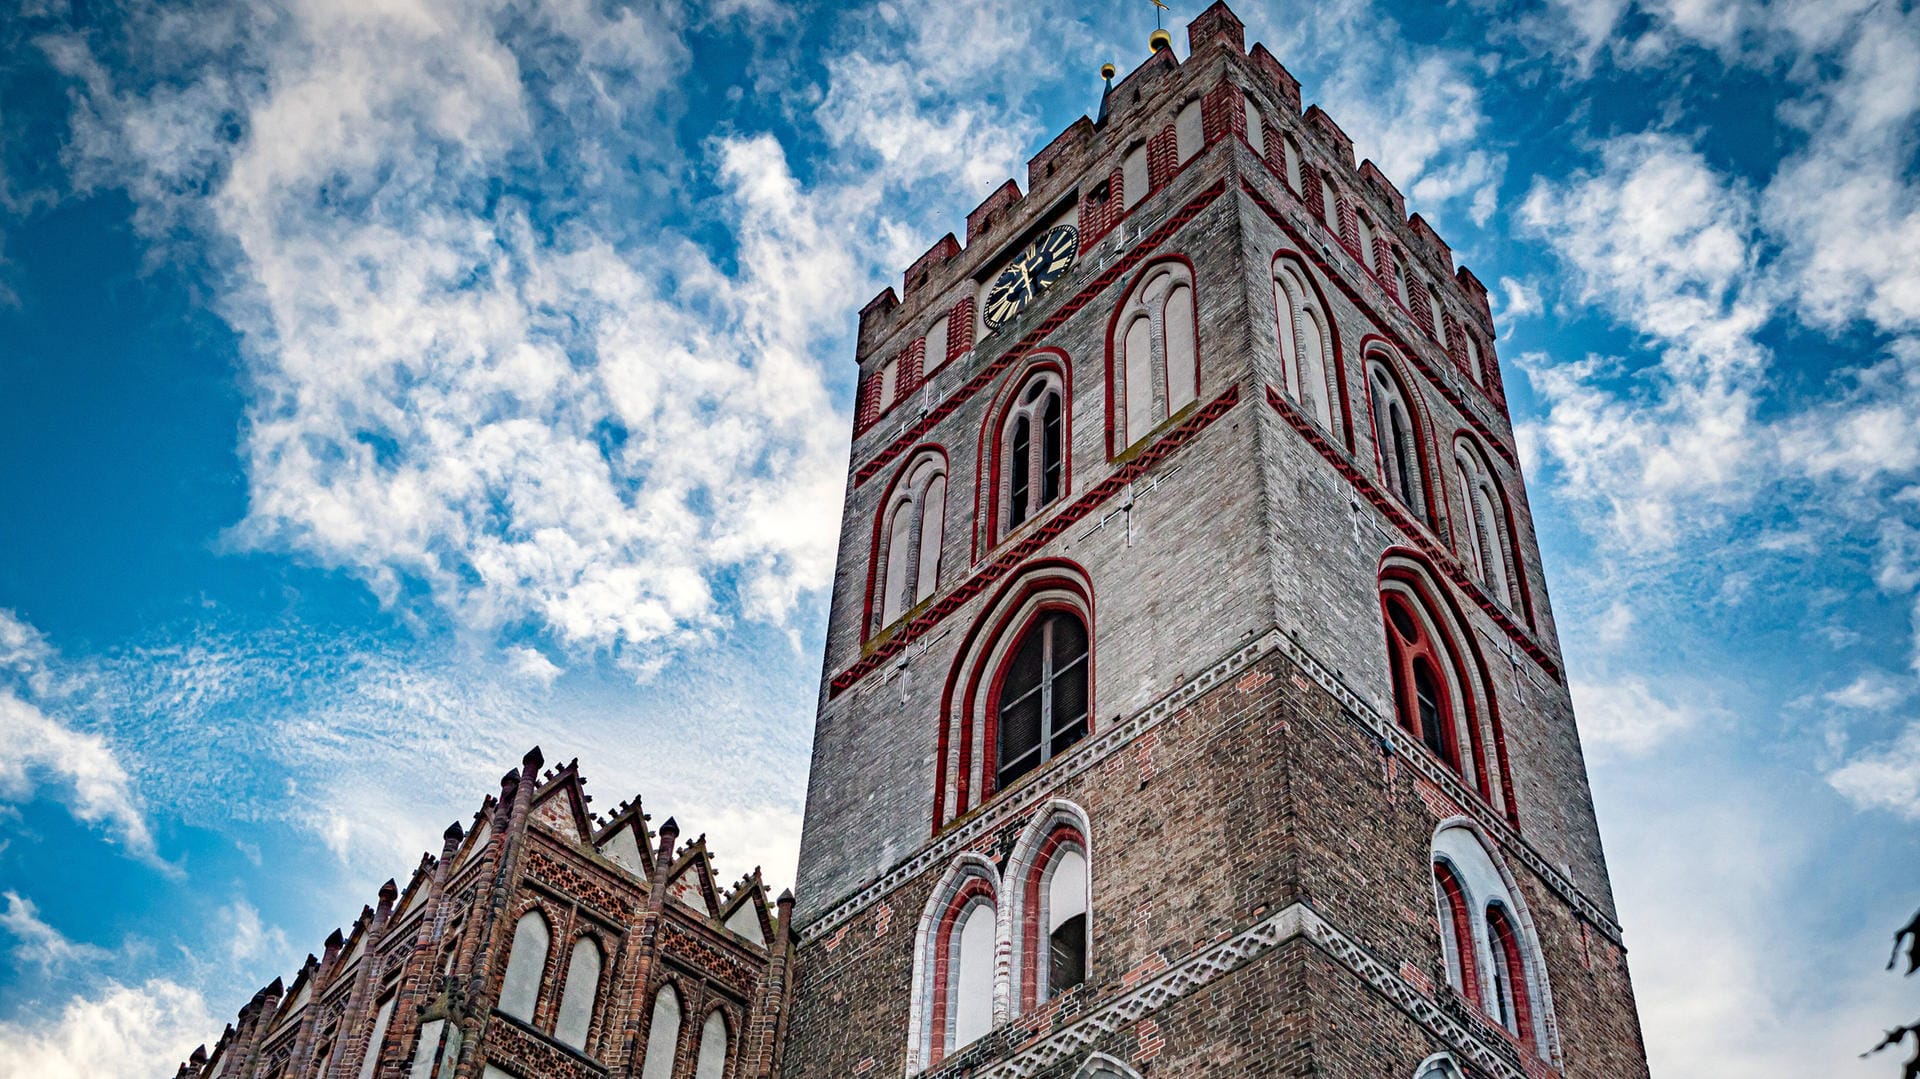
[1828,721,1920,819]
[1,891,111,973]
[1571,675,1705,756]
[1824,671,1911,712]
[505,646,562,686]
[0,979,214,1079]
[222,899,288,967]
[0,611,157,862]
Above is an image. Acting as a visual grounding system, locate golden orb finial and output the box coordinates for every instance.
[1149,27,1173,53]
[1101,62,1117,80]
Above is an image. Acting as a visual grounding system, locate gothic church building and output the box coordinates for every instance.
[179,6,1650,1078]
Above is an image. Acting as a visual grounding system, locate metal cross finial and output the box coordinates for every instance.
[1149,0,1169,29]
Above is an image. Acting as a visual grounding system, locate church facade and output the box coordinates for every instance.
[180,5,1650,1078]
[784,4,1649,1077]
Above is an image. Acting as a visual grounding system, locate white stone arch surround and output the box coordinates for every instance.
[1002,799,1094,1013]
[907,853,1004,1072]
[1451,434,1523,617]
[1073,1051,1143,1078]
[935,560,1095,828]
[1413,1051,1465,1078]
[1431,817,1561,1065]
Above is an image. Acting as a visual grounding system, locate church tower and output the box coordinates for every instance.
[786,5,1651,1078]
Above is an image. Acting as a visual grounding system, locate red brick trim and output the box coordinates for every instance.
[1243,178,1515,462]
[832,383,1241,699]
[853,180,1228,488]
[1264,386,1561,683]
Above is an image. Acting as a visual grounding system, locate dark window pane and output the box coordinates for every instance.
[1414,658,1448,763]
[1041,393,1063,505]
[1048,913,1087,996]
[1051,655,1088,728]
[1387,600,1419,642]
[1010,416,1032,529]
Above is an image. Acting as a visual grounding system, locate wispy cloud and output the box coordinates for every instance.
[0,978,213,1079]
[0,892,111,974]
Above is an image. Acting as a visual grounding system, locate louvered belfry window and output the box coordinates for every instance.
[994,611,1090,791]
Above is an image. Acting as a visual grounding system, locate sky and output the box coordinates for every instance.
[0,0,1916,1074]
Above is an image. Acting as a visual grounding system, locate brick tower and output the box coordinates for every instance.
[786,6,1651,1078]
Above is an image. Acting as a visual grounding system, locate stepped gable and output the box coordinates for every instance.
[180,748,795,1079]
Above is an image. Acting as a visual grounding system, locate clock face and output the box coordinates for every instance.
[982,224,1079,332]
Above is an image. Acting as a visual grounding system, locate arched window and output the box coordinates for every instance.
[1282,137,1304,194]
[913,861,1000,1070]
[1045,848,1089,998]
[1367,361,1429,522]
[1074,1054,1143,1079]
[1273,259,1337,432]
[1319,176,1340,232]
[1454,438,1521,613]
[1433,862,1479,1004]
[694,1010,729,1079]
[1357,214,1379,272]
[1122,143,1150,210]
[497,910,549,1022]
[1000,373,1065,534]
[1175,99,1205,163]
[354,998,395,1079]
[1392,252,1410,305]
[1110,261,1199,452]
[1425,282,1446,342]
[639,985,681,1079]
[1383,594,1459,770]
[875,452,948,629]
[1242,96,1265,157]
[553,936,601,1050]
[1487,903,1534,1038]
[1465,332,1485,385]
[994,611,1090,792]
[1413,1054,1466,1079]
[1431,824,1555,1061]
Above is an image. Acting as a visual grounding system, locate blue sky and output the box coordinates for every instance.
[0,0,1916,1074]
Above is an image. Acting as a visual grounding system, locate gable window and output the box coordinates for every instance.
[1273,259,1337,432]
[994,611,1090,792]
[1110,261,1199,453]
[694,1010,730,1079]
[1000,373,1066,534]
[497,911,549,1023]
[553,936,602,1050]
[1175,99,1205,164]
[875,452,948,630]
[639,985,681,1079]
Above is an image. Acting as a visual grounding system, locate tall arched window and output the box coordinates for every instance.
[1110,261,1199,452]
[1425,282,1446,343]
[1384,594,1459,771]
[1465,333,1485,385]
[1000,373,1065,535]
[875,452,948,629]
[1319,176,1340,232]
[912,858,1002,1069]
[1357,214,1379,271]
[1392,252,1411,305]
[1283,137,1304,194]
[994,611,1090,792]
[1122,143,1150,210]
[1487,903,1534,1037]
[1433,862,1479,1004]
[1175,99,1205,163]
[553,936,601,1050]
[926,315,951,375]
[354,998,395,1079]
[1367,361,1429,522]
[639,985,681,1079]
[1431,824,1555,1061]
[497,911,549,1022]
[694,1010,729,1079]
[1273,260,1337,432]
[1454,438,1521,613]
[1242,96,1265,157]
[1045,848,1089,999]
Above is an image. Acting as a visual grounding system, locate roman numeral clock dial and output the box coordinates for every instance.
[982,224,1079,333]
